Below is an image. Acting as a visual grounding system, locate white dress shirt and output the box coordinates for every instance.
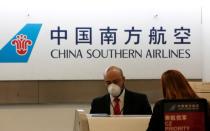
[110,88,125,115]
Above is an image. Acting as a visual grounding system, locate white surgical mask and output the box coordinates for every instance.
[108,83,121,97]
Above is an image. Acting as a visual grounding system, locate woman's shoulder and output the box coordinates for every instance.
[154,99,165,106]
[152,99,165,110]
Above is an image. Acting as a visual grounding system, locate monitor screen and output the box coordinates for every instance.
[73,109,89,131]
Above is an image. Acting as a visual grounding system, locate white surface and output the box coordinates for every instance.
[0,104,90,131]
[0,104,151,131]
[202,3,210,82]
[0,0,202,80]
[87,115,151,131]
[74,109,89,131]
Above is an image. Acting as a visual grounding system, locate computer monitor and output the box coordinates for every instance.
[162,99,208,131]
[73,109,89,131]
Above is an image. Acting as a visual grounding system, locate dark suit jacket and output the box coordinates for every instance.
[90,89,152,115]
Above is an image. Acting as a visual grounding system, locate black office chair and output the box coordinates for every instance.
[161,99,208,131]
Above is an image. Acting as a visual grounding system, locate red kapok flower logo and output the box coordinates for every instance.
[11,34,32,55]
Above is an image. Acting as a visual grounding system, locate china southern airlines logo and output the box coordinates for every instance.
[0,24,42,63]
[11,34,32,56]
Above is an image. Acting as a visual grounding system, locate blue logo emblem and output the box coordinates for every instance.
[0,24,42,63]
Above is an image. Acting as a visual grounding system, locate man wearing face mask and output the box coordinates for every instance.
[90,66,152,115]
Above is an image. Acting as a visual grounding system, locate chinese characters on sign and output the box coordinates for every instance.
[51,26,67,45]
[50,26,191,45]
[49,26,192,59]
[164,103,206,131]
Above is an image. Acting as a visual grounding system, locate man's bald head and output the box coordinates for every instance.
[104,66,124,78]
[103,66,125,89]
